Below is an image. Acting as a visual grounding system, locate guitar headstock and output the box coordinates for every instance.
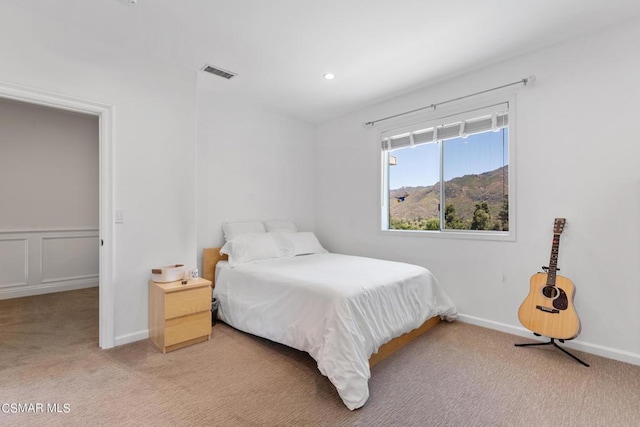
[553,218,566,234]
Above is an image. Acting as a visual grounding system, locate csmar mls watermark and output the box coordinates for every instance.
[1,403,71,414]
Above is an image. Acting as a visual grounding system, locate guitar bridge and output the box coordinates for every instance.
[536,305,559,314]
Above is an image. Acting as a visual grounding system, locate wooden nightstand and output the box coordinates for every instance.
[148,277,212,353]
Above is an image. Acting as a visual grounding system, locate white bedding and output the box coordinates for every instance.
[214,253,457,410]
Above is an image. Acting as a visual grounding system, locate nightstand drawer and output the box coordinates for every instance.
[164,311,211,347]
[165,286,211,319]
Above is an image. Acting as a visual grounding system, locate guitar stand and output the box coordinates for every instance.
[515,336,590,367]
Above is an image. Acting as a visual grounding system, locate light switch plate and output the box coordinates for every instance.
[115,209,124,224]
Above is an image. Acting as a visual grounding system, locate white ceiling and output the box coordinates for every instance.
[9,0,640,123]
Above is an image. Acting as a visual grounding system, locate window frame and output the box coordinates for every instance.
[378,95,516,241]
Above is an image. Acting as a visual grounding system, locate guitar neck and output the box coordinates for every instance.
[546,232,561,285]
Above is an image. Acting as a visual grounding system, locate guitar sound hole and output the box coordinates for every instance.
[541,286,559,299]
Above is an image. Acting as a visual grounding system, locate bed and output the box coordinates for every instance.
[202,224,457,410]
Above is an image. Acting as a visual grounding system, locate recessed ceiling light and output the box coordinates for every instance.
[324,73,335,80]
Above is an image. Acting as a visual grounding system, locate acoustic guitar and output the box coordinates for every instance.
[517,218,580,340]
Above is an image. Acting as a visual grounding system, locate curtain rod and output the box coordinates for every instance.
[363,75,536,127]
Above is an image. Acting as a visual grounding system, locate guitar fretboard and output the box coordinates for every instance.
[546,233,561,286]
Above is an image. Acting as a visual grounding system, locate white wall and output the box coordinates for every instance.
[0,3,198,345]
[315,19,640,364]
[0,98,98,229]
[196,84,317,266]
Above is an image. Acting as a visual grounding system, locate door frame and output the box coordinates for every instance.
[0,81,115,349]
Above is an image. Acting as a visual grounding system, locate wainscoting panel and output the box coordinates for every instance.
[42,235,99,283]
[0,229,98,299]
[0,237,28,288]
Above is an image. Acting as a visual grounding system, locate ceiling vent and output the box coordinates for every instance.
[201,64,237,80]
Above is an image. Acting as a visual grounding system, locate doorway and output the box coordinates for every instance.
[0,81,114,348]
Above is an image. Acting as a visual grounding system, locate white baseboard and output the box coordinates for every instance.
[0,279,98,300]
[114,329,149,347]
[457,313,640,367]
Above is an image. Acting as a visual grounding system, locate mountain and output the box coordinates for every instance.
[390,166,508,227]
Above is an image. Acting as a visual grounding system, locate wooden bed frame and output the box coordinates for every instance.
[202,247,441,368]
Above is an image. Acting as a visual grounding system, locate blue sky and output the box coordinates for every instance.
[389,129,508,189]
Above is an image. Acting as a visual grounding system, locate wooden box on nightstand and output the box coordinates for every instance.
[148,277,212,353]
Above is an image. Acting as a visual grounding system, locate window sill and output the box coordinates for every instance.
[379,228,515,242]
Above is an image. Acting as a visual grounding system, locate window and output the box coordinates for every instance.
[380,101,514,239]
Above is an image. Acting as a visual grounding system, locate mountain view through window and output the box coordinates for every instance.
[388,128,508,232]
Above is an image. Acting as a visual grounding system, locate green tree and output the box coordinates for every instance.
[444,203,467,230]
[471,201,492,230]
[444,204,457,226]
[424,218,440,230]
[498,195,509,231]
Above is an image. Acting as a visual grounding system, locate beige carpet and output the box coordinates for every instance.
[1,288,639,426]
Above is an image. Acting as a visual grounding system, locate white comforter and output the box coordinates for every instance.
[214,253,457,410]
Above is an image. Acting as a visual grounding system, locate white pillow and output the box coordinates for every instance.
[220,233,283,268]
[272,232,327,257]
[264,220,298,233]
[222,221,266,242]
